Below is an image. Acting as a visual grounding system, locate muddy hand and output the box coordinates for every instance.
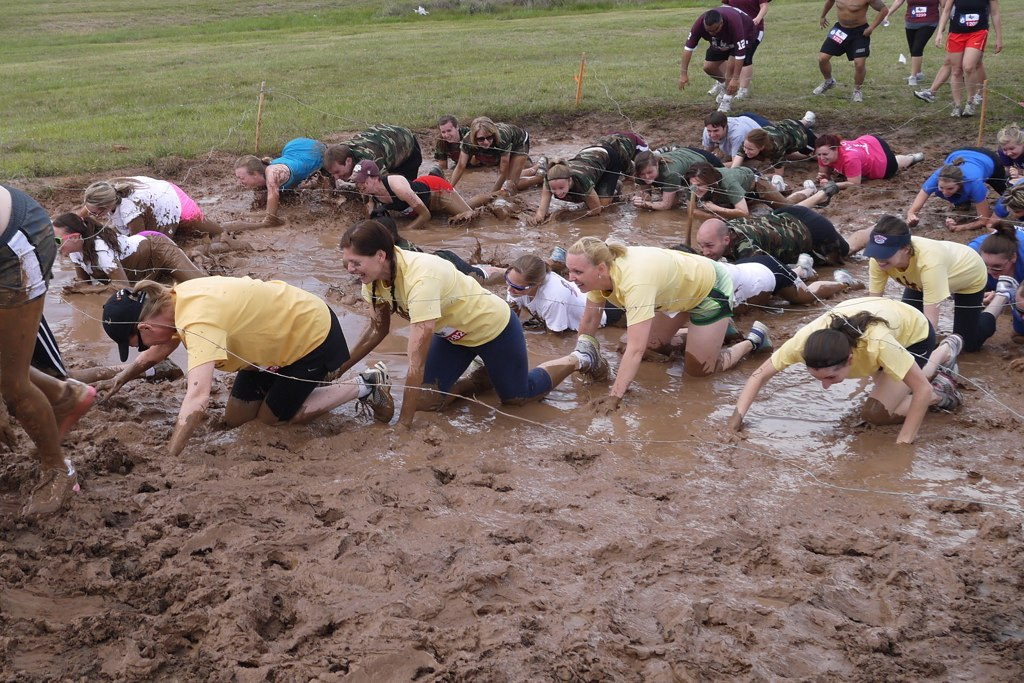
[1010,357,1024,373]
[727,409,744,432]
[94,378,124,404]
[588,394,622,415]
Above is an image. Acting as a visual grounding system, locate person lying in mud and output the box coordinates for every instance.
[696,206,851,268]
[631,146,722,211]
[906,148,1007,232]
[721,256,862,309]
[53,213,204,293]
[1,184,94,516]
[812,132,925,190]
[352,160,494,229]
[682,162,837,220]
[339,219,604,425]
[97,277,394,456]
[736,114,818,190]
[231,137,330,230]
[448,117,542,194]
[701,110,773,168]
[324,124,422,184]
[563,236,772,412]
[529,133,646,223]
[729,297,965,444]
[504,253,626,332]
[866,215,991,353]
[81,176,222,238]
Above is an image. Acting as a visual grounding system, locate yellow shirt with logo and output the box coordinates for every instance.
[173,276,331,372]
[771,297,931,381]
[361,248,508,346]
[868,236,987,305]
[584,246,716,325]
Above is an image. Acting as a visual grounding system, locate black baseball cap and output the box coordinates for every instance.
[102,289,147,361]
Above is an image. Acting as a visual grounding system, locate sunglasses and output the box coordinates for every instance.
[505,273,532,291]
[54,232,80,247]
[85,205,110,218]
[476,135,494,143]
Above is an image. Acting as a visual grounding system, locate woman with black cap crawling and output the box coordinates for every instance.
[729,297,964,444]
[97,276,394,456]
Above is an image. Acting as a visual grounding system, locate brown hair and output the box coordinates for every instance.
[804,311,891,369]
[324,144,354,169]
[703,111,728,128]
[438,114,459,128]
[744,129,773,158]
[53,212,120,266]
[684,162,722,186]
[234,155,270,176]
[980,223,1020,260]
[872,214,916,256]
[937,156,967,185]
[509,254,548,287]
[339,219,399,314]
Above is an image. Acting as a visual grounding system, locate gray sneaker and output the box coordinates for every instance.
[910,152,925,166]
[358,361,394,423]
[996,275,1020,302]
[800,110,817,128]
[812,78,837,96]
[573,334,609,381]
[796,253,816,280]
[914,89,935,103]
[962,102,976,117]
[852,89,864,103]
[832,269,862,289]
[930,371,963,412]
[708,81,724,97]
[937,333,964,377]
[972,92,984,106]
[950,106,963,118]
[745,321,773,353]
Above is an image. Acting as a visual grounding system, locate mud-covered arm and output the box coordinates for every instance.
[399,320,435,427]
[167,361,215,457]
[729,357,781,430]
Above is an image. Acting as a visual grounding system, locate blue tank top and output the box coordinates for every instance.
[271,138,326,190]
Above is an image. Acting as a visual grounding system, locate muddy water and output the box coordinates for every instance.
[5,126,1024,680]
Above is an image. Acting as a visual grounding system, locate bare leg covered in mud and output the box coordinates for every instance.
[683,317,761,377]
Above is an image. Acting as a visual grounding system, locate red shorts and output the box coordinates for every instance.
[947,30,988,54]
[414,175,454,192]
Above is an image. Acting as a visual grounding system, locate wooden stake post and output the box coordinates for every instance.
[574,53,586,108]
[976,79,989,147]
[254,81,267,153]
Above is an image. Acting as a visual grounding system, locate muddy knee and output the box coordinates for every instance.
[862,397,903,425]
[416,383,455,412]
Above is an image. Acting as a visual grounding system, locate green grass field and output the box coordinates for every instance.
[1,0,1020,178]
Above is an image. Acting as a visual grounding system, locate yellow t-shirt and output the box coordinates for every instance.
[173,276,331,372]
[360,248,508,346]
[771,297,931,381]
[584,246,716,325]
[868,236,987,305]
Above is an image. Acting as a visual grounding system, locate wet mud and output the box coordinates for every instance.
[2,114,1023,681]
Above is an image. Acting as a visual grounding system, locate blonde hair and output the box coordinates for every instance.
[133,280,175,321]
[509,254,548,286]
[234,155,271,176]
[996,123,1024,147]
[83,177,145,209]
[567,236,627,268]
[546,157,572,182]
[468,116,499,146]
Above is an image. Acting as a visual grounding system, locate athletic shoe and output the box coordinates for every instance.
[717,95,733,113]
[910,152,925,166]
[735,87,749,100]
[800,110,816,128]
[832,269,861,288]
[803,179,818,193]
[907,74,919,86]
[915,72,926,82]
[914,89,935,103]
[53,379,95,442]
[770,174,787,193]
[950,107,963,118]
[451,357,493,397]
[550,246,567,264]
[852,89,864,103]
[962,102,976,117]
[22,459,78,517]
[572,334,609,382]
[812,78,837,96]
[972,92,983,106]
[537,156,548,177]
[819,180,841,207]
[795,253,816,280]
[996,275,1020,301]
[930,371,963,412]
[745,321,773,353]
[937,333,964,377]
[358,361,394,423]
[708,81,724,97]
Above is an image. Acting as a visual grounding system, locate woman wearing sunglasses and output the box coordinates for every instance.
[80,176,222,239]
[339,219,606,425]
[968,220,1024,341]
[449,117,536,194]
[53,213,203,293]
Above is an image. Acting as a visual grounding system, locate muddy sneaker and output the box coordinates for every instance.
[909,152,925,166]
[745,321,772,353]
[536,156,548,177]
[852,89,864,103]
[451,357,493,398]
[937,333,964,377]
[717,94,733,113]
[907,74,919,86]
[357,362,394,423]
[770,174,787,193]
[735,87,749,100]
[550,246,567,264]
[950,106,963,118]
[53,379,96,442]
[803,179,818,193]
[800,110,817,128]
[914,89,935,103]
[972,92,983,106]
[812,78,837,96]
[819,180,841,207]
[708,81,724,97]
[995,275,1020,302]
[832,269,862,289]
[962,102,976,116]
[22,459,79,517]
[795,253,816,280]
[930,371,963,412]
[572,334,609,381]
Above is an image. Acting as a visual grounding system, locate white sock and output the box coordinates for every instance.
[356,376,372,399]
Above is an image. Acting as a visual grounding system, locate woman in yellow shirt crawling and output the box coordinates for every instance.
[98,276,393,456]
[729,297,964,444]
[866,214,989,352]
[339,220,605,426]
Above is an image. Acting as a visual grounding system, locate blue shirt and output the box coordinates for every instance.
[271,138,326,190]
[968,227,1024,334]
[922,149,997,206]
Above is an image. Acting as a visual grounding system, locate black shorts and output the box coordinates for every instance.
[604,300,625,326]
[392,146,424,183]
[705,46,754,68]
[32,316,68,378]
[906,24,937,57]
[775,205,850,262]
[738,253,797,293]
[820,23,870,61]
[595,142,631,198]
[229,308,350,422]
[904,321,937,369]
[874,136,899,179]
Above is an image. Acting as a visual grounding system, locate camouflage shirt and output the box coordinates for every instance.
[459,122,530,164]
[433,126,469,163]
[704,166,756,208]
[550,146,610,203]
[348,125,419,170]
[653,147,712,193]
[740,119,812,166]
[725,211,813,264]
